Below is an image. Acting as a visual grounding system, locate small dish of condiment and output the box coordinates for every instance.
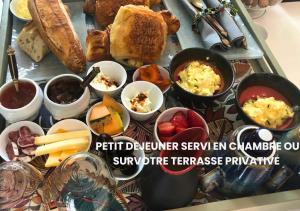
[44,74,90,120]
[129,92,152,113]
[97,134,145,181]
[121,81,163,121]
[10,0,32,21]
[133,64,171,94]
[91,71,119,91]
[0,78,43,123]
[47,77,84,104]
[87,61,127,97]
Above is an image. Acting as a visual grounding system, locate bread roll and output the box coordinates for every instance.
[110,5,168,67]
[28,0,86,73]
[17,21,50,62]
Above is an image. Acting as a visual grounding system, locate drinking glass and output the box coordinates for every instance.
[0,161,43,210]
[41,152,122,211]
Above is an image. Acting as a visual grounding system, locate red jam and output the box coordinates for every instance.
[0,81,36,109]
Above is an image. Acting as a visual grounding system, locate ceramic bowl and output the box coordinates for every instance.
[121,81,163,121]
[112,136,145,181]
[47,119,92,151]
[86,101,130,137]
[87,61,127,97]
[236,73,300,132]
[10,0,32,21]
[0,121,44,161]
[169,48,235,102]
[44,74,90,120]
[154,107,209,145]
[132,65,171,94]
[0,78,43,123]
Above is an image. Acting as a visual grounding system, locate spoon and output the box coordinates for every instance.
[7,46,19,92]
[80,66,100,89]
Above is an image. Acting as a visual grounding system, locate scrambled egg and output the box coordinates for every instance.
[15,0,32,19]
[242,97,294,128]
[176,61,221,96]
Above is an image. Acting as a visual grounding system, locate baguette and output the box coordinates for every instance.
[28,0,86,73]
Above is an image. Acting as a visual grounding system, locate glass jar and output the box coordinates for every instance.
[40,152,122,211]
[0,161,43,209]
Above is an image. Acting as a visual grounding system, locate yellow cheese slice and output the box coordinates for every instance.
[45,151,62,168]
[35,138,89,156]
[35,130,90,145]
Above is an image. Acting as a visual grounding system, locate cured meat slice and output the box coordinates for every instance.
[6,142,19,160]
[21,146,37,155]
[19,126,32,138]
[17,136,35,148]
[8,131,20,143]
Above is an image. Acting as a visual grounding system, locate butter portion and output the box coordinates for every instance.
[15,0,32,19]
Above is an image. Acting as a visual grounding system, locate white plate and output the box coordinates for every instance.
[47,119,92,151]
[0,121,44,161]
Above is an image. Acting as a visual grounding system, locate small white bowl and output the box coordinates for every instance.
[86,102,130,137]
[47,119,92,151]
[154,107,210,145]
[132,65,171,94]
[10,0,32,21]
[0,121,45,161]
[88,61,127,97]
[0,78,43,123]
[44,74,91,120]
[121,81,163,121]
[112,136,145,181]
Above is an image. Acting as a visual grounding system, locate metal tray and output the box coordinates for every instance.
[7,1,181,82]
[162,0,264,60]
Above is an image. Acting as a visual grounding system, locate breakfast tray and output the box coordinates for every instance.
[0,0,296,210]
[1,61,297,211]
[7,0,181,82]
[5,0,264,83]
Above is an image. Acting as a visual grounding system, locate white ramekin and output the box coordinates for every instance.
[0,78,43,123]
[87,61,127,97]
[112,136,145,181]
[44,74,90,120]
[121,81,163,121]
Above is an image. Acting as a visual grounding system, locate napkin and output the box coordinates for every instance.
[204,0,246,47]
[181,0,226,50]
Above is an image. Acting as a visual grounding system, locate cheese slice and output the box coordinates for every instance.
[45,151,62,168]
[35,130,90,145]
[45,149,80,168]
[60,149,80,160]
[35,138,89,156]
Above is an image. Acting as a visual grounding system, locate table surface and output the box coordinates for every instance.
[0,1,3,24]
[255,2,300,88]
